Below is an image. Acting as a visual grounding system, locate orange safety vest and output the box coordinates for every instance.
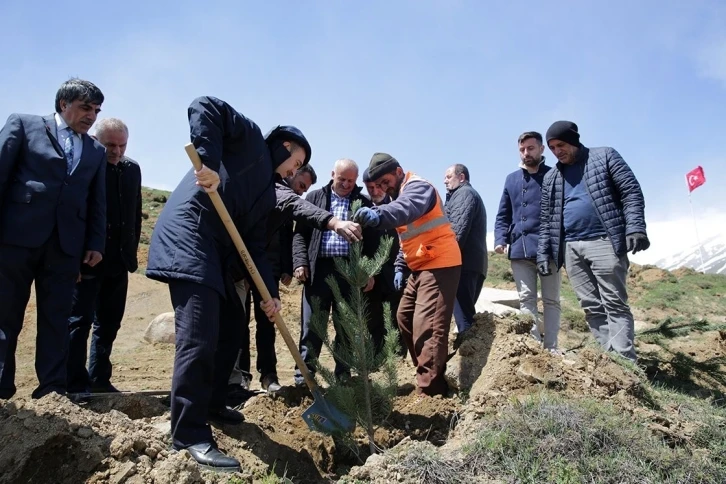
[395,172,462,271]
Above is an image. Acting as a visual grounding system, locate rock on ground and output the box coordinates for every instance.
[143,312,176,344]
[477,287,522,309]
[474,300,522,317]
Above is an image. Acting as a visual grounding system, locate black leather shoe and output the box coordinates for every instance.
[208,406,244,425]
[90,382,120,393]
[184,443,240,472]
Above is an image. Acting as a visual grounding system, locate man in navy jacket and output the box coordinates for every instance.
[444,164,488,335]
[0,78,107,400]
[146,96,311,472]
[494,131,561,351]
[538,121,649,362]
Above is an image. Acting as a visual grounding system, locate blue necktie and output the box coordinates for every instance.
[64,129,75,175]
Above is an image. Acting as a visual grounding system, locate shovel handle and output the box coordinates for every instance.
[184,144,319,392]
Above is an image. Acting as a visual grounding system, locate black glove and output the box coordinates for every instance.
[626,232,650,254]
[537,259,552,276]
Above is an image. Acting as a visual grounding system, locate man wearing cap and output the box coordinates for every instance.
[146,95,312,472]
[362,167,406,356]
[353,154,461,396]
[538,121,649,362]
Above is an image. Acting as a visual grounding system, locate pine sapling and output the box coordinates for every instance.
[309,200,400,453]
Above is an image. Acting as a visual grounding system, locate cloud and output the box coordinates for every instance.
[695,37,726,85]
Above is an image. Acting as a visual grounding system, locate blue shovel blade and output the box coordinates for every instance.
[301,388,355,434]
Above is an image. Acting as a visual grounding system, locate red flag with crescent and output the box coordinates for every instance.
[686,166,706,193]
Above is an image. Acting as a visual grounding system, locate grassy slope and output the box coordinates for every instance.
[138,186,171,271]
[140,189,726,482]
[403,253,726,484]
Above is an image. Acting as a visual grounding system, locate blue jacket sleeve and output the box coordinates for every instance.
[394,244,409,274]
[607,148,647,236]
[494,179,512,247]
[373,180,437,230]
[0,114,24,211]
[187,96,256,172]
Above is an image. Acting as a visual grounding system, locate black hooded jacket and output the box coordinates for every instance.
[146,96,286,299]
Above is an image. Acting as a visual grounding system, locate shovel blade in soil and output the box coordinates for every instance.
[302,389,355,434]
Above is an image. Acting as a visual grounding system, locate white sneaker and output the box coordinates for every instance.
[530,324,543,343]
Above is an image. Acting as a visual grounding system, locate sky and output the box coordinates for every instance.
[0,1,724,264]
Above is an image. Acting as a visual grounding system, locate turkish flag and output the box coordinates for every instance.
[686,166,706,192]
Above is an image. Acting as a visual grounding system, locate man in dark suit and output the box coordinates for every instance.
[67,118,142,394]
[0,78,107,400]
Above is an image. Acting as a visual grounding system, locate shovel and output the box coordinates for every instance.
[184,144,354,435]
[69,390,171,399]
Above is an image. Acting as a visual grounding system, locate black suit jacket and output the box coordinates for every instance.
[116,157,142,273]
[81,156,142,276]
[0,113,107,259]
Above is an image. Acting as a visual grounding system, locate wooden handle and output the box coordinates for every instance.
[184,143,318,391]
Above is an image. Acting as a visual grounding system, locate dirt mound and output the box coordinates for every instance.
[629,264,672,284]
[0,386,461,483]
[217,392,337,481]
[213,388,461,482]
[444,312,646,413]
[671,267,700,278]
[0,393,176,484]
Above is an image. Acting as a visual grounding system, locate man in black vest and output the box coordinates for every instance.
[67,118,142,394]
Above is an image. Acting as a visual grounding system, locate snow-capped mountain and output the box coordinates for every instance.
[654,233,726,275]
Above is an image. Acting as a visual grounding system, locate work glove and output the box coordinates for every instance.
[393,272,405,291]
[537,259,552,277]
[352,207,380,228]
[626,232,650,254]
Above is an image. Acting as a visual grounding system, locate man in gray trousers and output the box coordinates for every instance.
[494,132,561,352]
[537,121,649,361]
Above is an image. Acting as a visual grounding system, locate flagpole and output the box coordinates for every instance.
[686,178,706,270]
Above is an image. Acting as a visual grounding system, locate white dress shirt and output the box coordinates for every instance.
[55,113,83,175]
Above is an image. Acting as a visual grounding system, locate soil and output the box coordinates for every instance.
[2,269,726,483]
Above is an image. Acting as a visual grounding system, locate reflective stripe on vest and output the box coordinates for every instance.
[395,172,462,271]
[399,198,449,241]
